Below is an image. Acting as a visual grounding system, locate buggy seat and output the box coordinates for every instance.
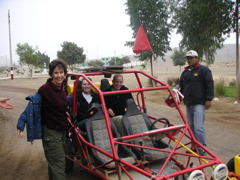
[122,99,171,161]
[85,103,137,169]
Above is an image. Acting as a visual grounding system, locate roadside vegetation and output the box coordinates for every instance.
[215,77,237,98]
[165,76,237,98]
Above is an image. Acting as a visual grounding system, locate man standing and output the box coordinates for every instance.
[179,50,214,155]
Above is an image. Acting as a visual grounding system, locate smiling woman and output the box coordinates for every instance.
[17,59,69,180]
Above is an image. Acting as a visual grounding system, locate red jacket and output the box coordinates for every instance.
[38,79,68,130]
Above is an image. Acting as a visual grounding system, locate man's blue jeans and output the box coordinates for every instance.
[186,104,206,146]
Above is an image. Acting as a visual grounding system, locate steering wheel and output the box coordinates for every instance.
[150,118,170,130]
[150,118,170,140]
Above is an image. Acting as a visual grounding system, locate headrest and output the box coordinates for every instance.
[90,103,104,120]
[100,79,110,91]
[126,99,141,116]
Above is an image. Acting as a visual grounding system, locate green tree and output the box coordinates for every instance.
[88,60,104,67]
[109,57,130,66]
[174,0,234,65]
[36,51,50,71]
[57,41,86,72]
[171,48,186,72]
[122,56,131,64]
[109,57,122,66]
[16,43,39,78]
[125,0,172,76]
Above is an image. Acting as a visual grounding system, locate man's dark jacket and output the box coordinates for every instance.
[105,85,133,116]
[179,64,214,106]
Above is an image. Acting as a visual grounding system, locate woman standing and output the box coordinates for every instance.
[39,59,68,180]
[17,59,69,180]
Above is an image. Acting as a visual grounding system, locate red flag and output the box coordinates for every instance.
[133,24,152,54]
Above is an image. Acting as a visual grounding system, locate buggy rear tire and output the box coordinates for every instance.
[63,131,75,172]
[64,142,74,172]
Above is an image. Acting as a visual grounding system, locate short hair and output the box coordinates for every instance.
[49,59,67,76]
[112,74,123,81]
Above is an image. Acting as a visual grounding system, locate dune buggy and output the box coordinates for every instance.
[64,67,239,180]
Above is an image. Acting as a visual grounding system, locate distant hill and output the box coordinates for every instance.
[0,56,9,67]
[164,44,238,63]
[214,44,237,62]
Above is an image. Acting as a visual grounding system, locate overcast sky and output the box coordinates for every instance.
[0,0,236,65]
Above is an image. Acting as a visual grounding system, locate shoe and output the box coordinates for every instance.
[186,149,197,154]
[199,149,205,156]
[186,148,205,156]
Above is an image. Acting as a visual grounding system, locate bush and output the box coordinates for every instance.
[141,63,146,69]
[146,76,157,87]
[214,77,226,96]
[229,79,236,87]
[167,77,179,87]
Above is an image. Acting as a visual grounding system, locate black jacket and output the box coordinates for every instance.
[74,91,100,121]
[179,64,214,106]
[105,85,133,116]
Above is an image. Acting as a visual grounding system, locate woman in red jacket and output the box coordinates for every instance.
[18,59,69,180]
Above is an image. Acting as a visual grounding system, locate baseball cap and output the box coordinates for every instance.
[186,50,198,57]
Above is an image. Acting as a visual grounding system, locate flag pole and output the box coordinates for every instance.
[133,24,155,85]
[150,50,155,86]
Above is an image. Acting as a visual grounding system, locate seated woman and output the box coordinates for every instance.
[68,78,100,130]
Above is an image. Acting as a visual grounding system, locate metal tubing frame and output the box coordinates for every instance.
[65,70,226,179]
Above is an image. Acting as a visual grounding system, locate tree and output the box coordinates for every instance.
[125,0,172,76]
[36,51,50,71]
[109,56,130,66]
[16,43,39,78]
[171,48,186,72]
[109,57,122,66]
[122,56,131,64]
[88,60,104,67]
[57,41,86,72]
[174,0,234,65]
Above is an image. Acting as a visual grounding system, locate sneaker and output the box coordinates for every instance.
[199,149,205,156]
[186,149,197,154]
[186,148,205,156]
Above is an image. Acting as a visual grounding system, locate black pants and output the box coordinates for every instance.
[42,125,66,180]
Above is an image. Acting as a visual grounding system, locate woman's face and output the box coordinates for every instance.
[113,76,123,90]
[51,67,65,86]
[82,79,91,94]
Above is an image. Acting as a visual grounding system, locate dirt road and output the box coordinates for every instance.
[0,74,239,179]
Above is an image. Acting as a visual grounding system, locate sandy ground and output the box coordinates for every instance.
[0,61,239,179]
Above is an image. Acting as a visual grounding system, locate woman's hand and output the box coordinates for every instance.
[17,129,24,138]
[108,108,115,117]
[0,98,13,109]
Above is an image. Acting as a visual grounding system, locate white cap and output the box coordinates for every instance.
[186,50,198,57]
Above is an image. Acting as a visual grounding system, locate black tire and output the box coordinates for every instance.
[63,131,75,172]
[64,142,74,172]
[227,157,235,173]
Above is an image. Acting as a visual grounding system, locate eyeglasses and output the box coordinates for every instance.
[186,57,194,60]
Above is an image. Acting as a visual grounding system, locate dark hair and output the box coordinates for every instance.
[112,74,123,81]
[49,59,67,76]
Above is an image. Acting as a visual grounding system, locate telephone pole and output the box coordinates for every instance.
[8,10,14,80]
